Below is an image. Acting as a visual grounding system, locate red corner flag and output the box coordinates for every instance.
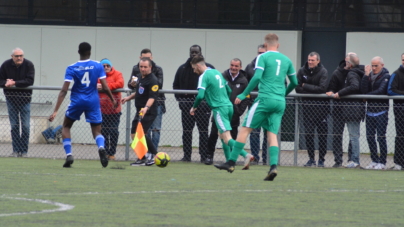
[131,121,148,159]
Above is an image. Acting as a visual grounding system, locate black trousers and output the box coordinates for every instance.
[302,102,328,162]
[101,113,122,156]
[179,100,211,160]
[394,104,404,166]
[131,113,157,155]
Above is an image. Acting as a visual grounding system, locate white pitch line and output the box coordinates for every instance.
[0,197,74,217]
[2,188,404,198]
[9,172,102,177]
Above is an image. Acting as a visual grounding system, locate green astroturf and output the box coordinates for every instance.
[0,158,403,227]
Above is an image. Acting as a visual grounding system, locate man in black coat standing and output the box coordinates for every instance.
[0,48,35,158]
[296,52,328,167]
[327,53,365,168]
[173,45,214,162]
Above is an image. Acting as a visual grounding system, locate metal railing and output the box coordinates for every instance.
[1,86,403,169]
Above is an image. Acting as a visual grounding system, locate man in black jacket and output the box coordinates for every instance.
[327,53,365,168]
[0,48,35,158]
[128,48,165,152]
[173,45,214,162]
[387,53,404,170]
[361,56,390,170]
[296,52,328,167]
[206,58,253,167]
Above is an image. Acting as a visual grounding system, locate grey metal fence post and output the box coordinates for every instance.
[294,98,299,166]
[125,92,132,161]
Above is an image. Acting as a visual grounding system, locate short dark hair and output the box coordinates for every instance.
[78,42,91,55]
[190,44,202,52]
[139,57,152,67]
[140,48,152,55]
[190,54,205,65]
[257,44,265,49]
[308,52,320,61]
[231,58,242,66]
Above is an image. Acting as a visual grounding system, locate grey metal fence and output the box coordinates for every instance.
[1,86,403,169]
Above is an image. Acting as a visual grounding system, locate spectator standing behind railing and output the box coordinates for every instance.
[295,52,328,168]
[127,49,165,151]
[97,58,124,161]
[173,45,214,162]
[387,53,404,171]
[327,53,365,169]
[360,56,390,170]
[0,48,35,158]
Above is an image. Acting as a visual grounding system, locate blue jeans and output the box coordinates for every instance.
[250,127,267,163]
[7,100,31,154]
[346,121,360,164]
[101,112,121,156]
[147,105,163,150]
[366,112,388,164]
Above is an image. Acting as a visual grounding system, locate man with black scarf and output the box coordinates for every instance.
[296,52,329,168]
[173,45,214,162]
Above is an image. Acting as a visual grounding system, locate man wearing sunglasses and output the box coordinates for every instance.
[0,48,35,158]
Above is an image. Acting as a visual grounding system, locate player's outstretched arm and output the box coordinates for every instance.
[100,78,118,108]
[236,69,262,103]
[193,89,205,109]
[285,74,298,96]
[49,81,70,122]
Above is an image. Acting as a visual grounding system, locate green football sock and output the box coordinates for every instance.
[221,139,230,161]
[228,139,247,158]
[230,141,245,162]
[269,146,279,166]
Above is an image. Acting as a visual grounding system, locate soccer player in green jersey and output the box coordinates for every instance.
[214,33,298,181]
[190,55,252,167]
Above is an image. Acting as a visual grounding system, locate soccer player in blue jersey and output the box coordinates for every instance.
[49,42,117,168]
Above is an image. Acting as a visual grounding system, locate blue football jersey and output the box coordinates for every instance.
[64,59,106,104]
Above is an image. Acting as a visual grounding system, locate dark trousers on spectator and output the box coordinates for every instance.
[179,100,211,161]
[207,113,240,159]
[6,99,30,154]
[365,112,388,165]
[302,102,328,162]
[101,113,121,156]
[393,105,404,166]
[250,128,267,163]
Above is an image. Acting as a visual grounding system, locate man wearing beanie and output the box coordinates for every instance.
[98,58,124,160]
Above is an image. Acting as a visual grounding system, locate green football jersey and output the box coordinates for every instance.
[197,68,232,108]
[255,51,296,100]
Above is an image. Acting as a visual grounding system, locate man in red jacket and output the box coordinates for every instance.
[98,58,124,160]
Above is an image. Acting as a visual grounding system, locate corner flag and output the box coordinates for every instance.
[131,121,148,159]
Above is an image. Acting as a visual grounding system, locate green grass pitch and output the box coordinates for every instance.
[1,158,403,227]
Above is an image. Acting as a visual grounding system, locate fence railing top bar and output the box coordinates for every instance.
[4,86,404,100]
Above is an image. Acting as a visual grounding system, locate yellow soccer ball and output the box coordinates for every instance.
[154,152,170,168]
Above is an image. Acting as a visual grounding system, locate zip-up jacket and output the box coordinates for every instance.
[98,67,124,114]
[360,67,390,113]
[388,65,404,104]
[295,62,328,102]
[222,69,250,116]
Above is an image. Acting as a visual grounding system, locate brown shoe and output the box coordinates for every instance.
[108,155,115,160]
